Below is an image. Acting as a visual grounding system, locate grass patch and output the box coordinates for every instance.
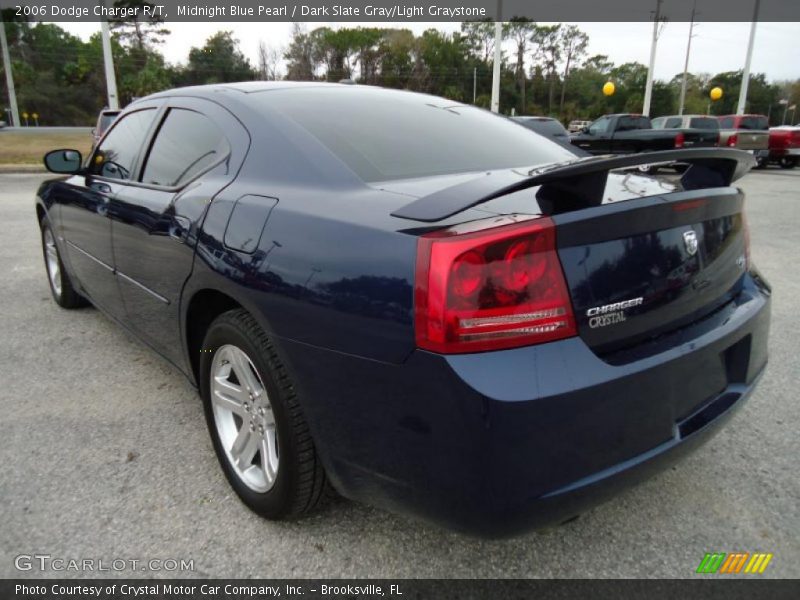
[0,131,92,165]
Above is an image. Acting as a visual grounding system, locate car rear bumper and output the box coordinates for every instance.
[277,272,771,537]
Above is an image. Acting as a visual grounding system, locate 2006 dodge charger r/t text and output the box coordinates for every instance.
[35,82,771,537]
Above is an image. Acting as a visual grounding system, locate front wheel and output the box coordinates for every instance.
[199,309,328,519]
[40,219,89,309]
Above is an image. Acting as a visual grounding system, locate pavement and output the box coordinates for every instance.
[0,170,798,579]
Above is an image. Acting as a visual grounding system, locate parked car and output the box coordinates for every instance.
[717,114,770,168]
[91,108,120,148]
[767,126,800,169]
[651,114,720,137]
[36,83,770,537]
[568,119,591,133]
[511,116,569,141]
[0,119,6,129]
[570,113,720,174]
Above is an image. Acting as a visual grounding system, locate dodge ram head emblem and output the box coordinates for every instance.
[683,230,699,256]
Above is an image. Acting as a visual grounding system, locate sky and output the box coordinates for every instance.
[56,20,800,83]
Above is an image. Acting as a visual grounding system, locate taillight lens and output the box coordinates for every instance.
[674,132,685,148]
[414,217,577,353]
[727,133,738,147]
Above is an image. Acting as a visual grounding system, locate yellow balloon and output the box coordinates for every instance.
[710,87,723,101]
[603,81,616,96]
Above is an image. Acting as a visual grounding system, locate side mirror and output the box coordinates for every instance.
[582,127,591,134]
[44,149,83,174]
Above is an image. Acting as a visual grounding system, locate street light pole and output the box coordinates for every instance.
[678,0,698,116]
[642,0,664,117]
[0,14,20,127]
[99,5,120,110]
[490,0,503,113]
[736,0,760,115]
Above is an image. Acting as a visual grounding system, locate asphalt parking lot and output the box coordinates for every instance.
[0,170,798,579]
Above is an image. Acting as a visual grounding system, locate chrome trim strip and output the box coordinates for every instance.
[116,270,170,305]
[65,240,113,272]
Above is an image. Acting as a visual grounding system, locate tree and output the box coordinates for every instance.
[461,19,495,64]
[558,25,588,112]
[284,24,316,81]
[257,41,282,81]
[530,24,561,114]
[107,0,169,52]
[504,18,535,114]
[183,31,254,85]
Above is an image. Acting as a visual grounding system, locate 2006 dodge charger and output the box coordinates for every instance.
[36,82,771,537]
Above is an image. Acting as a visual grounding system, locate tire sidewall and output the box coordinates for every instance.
[199,317,297,518]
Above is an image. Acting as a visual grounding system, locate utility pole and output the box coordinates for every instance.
[99,9,120,110]
[0,13,20,127]
[678,0,698,115]
[642,0,664,117]
[473,67,477,104]
[737,0,760,115]
[490,0,503,113]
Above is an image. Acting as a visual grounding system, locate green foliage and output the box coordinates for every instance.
[0,20,795,127]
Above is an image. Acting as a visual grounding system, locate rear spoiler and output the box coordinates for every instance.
[390,148,755,223]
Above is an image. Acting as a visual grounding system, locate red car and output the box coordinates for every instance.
[768,126,800,169]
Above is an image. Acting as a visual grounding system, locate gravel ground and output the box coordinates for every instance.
[0,170,798,579]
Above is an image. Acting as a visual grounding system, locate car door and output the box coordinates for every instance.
[59,108,158,318]
[573,116,612,154]
[110,99,248,368]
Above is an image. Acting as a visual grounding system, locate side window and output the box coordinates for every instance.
[91,109,156,180]
[588,117,610,135]
[141,109,230,187]
[616,116,634,131]
[665,117,682,128]
[719,117,734,129]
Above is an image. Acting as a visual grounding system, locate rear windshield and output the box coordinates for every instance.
[738,116,768,130]
[689,117,719,130]
[515,118,567,137]
[258,88,576,182]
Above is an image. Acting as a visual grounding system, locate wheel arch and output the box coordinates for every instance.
[184,288,244,386]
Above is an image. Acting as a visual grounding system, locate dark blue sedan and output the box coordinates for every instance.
[36,82,771,537]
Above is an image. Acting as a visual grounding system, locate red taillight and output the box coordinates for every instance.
[414,217,577,353]
[727,133,738,147]
[674,132,685,148]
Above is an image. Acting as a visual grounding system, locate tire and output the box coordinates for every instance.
[40,218,89,309]
[779,157,797,170]
[199,309,328,519]
[754,157,768,169]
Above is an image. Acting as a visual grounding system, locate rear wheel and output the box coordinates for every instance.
[40,219,88,309]
[199,309,328,519]
[779,157,797,169]
[754,156,768,169]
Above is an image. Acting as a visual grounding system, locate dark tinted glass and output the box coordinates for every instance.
[259,88,575,182]
[142,109,230,187]
[738,116,768,130]
[719,117,735,128]
[617,116,650,131]
[91,109,156,180]
[515,118,568,137]
[97,113,119,135]
[689,117,719,130]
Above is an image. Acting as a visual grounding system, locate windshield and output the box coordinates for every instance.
[257,88,576,182]
[515,118,567,137]
[738,116,768,130]
[689,117,719,130]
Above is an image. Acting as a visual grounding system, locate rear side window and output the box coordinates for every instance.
[617,116,650,131]
[719,117,735,129]
[91,109,156,180]
[738,116,768,130]
[259,88,576,182]
[689,117,719,130]
[141,109,230,187]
